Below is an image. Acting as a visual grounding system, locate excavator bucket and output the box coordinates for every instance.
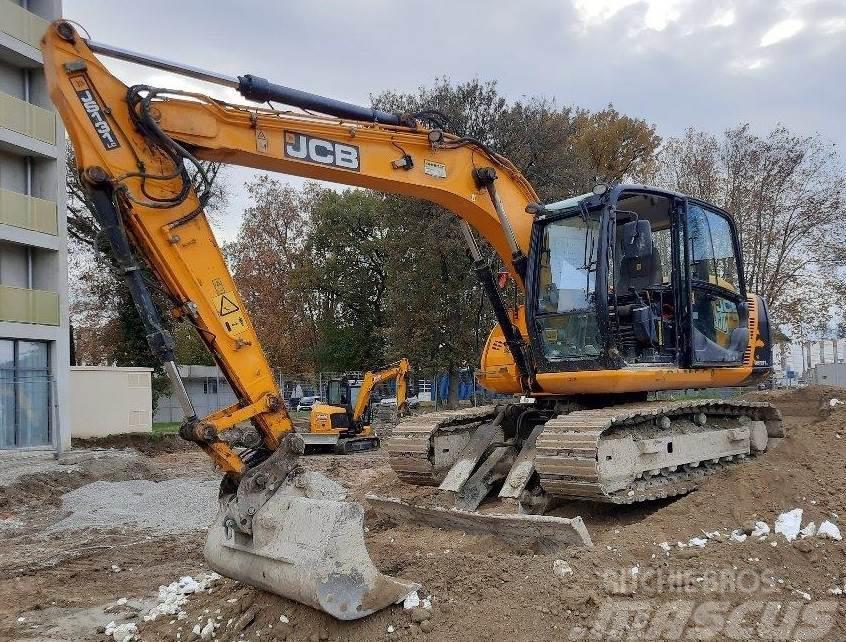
[204,471,418,620]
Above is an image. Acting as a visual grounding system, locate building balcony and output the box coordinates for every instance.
[0,284,59,325]
[0,187,57,235]
[0,91,56,145]
[0,0,49,52]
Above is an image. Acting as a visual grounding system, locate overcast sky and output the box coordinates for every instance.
[64,0,846,242]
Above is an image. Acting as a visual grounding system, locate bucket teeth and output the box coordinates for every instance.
[204,472,418,620]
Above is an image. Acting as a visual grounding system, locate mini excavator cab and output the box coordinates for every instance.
[526,185,772,376]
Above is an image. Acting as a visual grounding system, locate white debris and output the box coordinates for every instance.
[730,530,747,543]
[829,398,843,408]
[111,565,122,573]
[402,591,420,609]
[703,530,721,540]
[658,542,672,553]
[688,537,708,548]
[792,589,812,601]
[144,572,221,622]
[751,521,770,538]
[16,617,25,623]
[775,509,803,541]
[105,621,138,642]
[192,624,201,635]
[279,615,289,624]
[387,624,395,633]
[116,598,128,606]
[200,619,217,640]
[553,559,574,579]
[828,587,843,596]
[817,520,842,541]
[422,597,432,610]
[630,566,640,577]
[800,522,817,539]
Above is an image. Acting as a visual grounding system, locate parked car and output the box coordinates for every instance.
[296,396,318,412]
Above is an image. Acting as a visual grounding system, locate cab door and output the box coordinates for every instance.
[681,200,749,366]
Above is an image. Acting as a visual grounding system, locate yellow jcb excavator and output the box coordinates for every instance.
[307,358,411,453]
[42,22,782,620]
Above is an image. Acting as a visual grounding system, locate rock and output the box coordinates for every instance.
[96,624,107,634]
[793,539,814,553]
[319,631,329,641]
[309,634,320,642]
[233,605,259,632]
[818,520,842,541]
[741,520,757,535]
[750,521,770,538]
[553,559,574,579]
[403,591,420,609]
[410,608,430,624]
[775,509,803,541]
[420,620,434,634]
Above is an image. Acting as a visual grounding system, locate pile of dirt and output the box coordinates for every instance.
[72,432,193,456]
[743,385,846,418]
[0,454,163,512]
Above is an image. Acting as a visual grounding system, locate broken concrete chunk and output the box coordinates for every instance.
[775,509,803,541]
[817,520,842,541]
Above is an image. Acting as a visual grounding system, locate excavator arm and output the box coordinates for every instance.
[41,21,541,619]
[352,358,412,421]
[43,23,538,477]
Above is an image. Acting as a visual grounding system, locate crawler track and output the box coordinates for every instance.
[535,399,783,503]
[386,399,783,504]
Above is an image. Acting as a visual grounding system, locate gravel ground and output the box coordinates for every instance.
[50,478,221,533]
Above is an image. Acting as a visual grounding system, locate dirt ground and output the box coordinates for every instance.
[2,386,845,641]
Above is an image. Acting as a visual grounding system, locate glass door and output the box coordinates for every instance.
[684,203,748,366]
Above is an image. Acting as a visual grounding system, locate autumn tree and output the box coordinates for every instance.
[649,124,846,331]
[224,176,321,373]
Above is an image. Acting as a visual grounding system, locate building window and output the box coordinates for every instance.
[0,338,51,448]
[203,378,218,395]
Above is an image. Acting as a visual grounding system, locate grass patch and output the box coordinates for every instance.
[153,421,181,434]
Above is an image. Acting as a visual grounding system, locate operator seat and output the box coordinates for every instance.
[618,219,662,293]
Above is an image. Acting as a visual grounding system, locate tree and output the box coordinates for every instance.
[302,189,392,371]
[649,125,846,331]
[224,176,321,373]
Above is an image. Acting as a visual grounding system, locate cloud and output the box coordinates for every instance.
[760,18,805,46]
[62,0,845,242]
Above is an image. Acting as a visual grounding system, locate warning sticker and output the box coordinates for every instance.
[256,129,269,153]
[216,293,240,317]
[424,159,447,179]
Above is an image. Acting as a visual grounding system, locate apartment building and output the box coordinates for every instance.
[0,0,69,451]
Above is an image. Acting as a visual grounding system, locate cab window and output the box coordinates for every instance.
[535,208,602,360]
[687,204,739,292]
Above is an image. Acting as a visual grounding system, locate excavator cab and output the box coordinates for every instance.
[525,185,772,378]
